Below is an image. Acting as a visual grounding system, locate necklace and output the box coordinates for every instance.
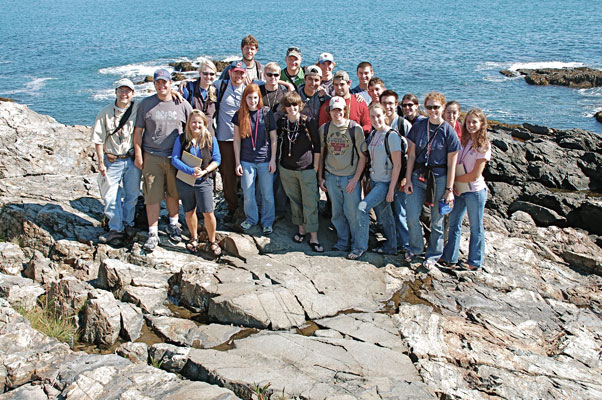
[285,117,300,157]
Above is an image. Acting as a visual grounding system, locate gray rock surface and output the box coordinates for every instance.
[0,243,25,275]
[0,273,45,310]
[1,102,601,400]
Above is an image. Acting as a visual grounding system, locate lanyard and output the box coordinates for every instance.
[425,120,442,166]
[250,109,261,151]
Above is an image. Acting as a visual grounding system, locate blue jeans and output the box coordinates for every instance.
[354,180,397,254]
[442,187,487,268]
[102,156,141,232]
[241,161,275,227]
[325,171,361,251]
[406,172,447,262]
[392,190,410,251]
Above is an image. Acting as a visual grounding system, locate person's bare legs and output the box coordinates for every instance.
[203,212,217,243]
[166,195,180,218]
[146,203,160,228]
[185,210,198,241]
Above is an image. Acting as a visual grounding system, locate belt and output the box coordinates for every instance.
[106,153,130,159]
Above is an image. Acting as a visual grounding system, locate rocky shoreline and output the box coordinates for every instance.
[500,66,602,89]
[0,101,601,399]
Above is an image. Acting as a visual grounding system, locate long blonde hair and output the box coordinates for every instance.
[184,110,212,150]
[462,108,490,153]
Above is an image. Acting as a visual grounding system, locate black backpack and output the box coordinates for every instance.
[365,128,408,185]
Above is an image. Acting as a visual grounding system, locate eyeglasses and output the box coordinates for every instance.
[401,103,416,108]
[116,87,133,93]
[202,72,215,76]
[425,105,441,110]
[266,72,280,78]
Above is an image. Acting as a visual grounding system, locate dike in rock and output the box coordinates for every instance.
[1,101,601,399]
[500,67,602,89]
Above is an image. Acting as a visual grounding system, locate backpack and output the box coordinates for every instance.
[213,79,230,128]
[365,128,408,185]
[322,120,360,166]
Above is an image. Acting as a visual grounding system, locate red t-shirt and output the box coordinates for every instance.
[318,95,371,135]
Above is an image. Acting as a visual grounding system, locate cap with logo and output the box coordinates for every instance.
[329,96,346,111]
[153,69,171,82]
[304,65,322,79]
[318,52,334,64]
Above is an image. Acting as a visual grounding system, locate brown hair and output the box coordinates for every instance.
[184,110,212,150]
[368,77,385,88]
[462,108,490,153]
[237,84,264,138]
[424,92,446,107]
[241,34,258,49]
[402,93,419,105]
[380,89,398,103]
[281,91,303,108]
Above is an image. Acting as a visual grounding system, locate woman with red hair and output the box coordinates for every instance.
[233,84,278,234]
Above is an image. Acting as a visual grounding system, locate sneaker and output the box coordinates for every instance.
[262,225,273,235]
[98,230,125,244]
[124,225,136,238]
[143,233,159,252]
[240,221,253,231]
[167,223,182,243]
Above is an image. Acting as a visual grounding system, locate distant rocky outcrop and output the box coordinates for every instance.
[0,101,601,399]
[500,67,602,88]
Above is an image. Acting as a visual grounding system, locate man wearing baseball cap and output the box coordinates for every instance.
[92,78,141,245]
[281,46,305,90]
[316,52,336,96]
[133,68,193,251]
[318,70,371,135]
[318,96,367,252]
[297,65,330,120]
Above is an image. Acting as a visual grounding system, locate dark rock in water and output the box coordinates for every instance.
[516,67,602,89]
[499,69,518,77]
[143,75,153,83]
[171,72,186,81]
[211,59,230,73]
[0,97,14,102]
[171,62,195,72]
[595,111,602,124]
[510,127,533,141]
[522,122,553,135]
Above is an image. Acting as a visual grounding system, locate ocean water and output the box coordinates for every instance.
[1,0,601,133]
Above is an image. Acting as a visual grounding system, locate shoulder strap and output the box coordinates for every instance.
[397,116,406,137]
[109,101,135,137]
[347,120,358,166]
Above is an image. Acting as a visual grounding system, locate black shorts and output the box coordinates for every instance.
[176,178,214,213]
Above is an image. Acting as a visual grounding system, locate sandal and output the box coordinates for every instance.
[309,242,324,253]
[457,262,480,271]
[347,249,365,260]
[186,239,198,254]
[209,241,222,257]
[293,232,306,243]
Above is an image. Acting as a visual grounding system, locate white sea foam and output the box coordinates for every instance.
[3,77,55,96]
[222,55,241,63]
[508,61,586,71]
[92,81,156,101]
[99,62,174,78]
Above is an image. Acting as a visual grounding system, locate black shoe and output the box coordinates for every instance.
[99,230,125,244]
[167,223,182,243]
[124,225,137,238]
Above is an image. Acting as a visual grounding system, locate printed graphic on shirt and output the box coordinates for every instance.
[153,110,179,121]
[328,131,351,156]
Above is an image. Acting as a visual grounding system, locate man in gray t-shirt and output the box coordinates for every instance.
[133,69,192,251]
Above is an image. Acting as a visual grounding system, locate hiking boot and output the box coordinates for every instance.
[99,230,125,244]
[143,233,159,252]
[167,223,182,243]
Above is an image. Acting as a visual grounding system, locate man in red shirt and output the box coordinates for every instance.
[318,70,371,135]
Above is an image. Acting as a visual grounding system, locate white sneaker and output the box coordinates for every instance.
[143,234,159,251]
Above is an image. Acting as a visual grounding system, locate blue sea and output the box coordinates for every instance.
[1,0,601,133]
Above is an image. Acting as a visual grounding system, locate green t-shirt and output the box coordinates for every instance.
[281,68,305,89]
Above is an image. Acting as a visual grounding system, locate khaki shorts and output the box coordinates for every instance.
[142,153,179,204]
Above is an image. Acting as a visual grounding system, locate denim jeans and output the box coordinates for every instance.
[406,172,447,262]
[442,187,487,268]
[241,161,275,227]
[325,171,361,251]
[392,190,410,251]
[354,180,397,254]
[102,156,141,232]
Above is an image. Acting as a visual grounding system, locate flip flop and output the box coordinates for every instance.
[293,232,306,243]
[347,249,365,260]
[309,242,324,253]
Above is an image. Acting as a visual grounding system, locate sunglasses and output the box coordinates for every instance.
[401,103,416,108]
[425,105,441,110]
[202,72,216,76]
[266,72,280,78]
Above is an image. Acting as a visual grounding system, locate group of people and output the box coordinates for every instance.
[92,35,491,270]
